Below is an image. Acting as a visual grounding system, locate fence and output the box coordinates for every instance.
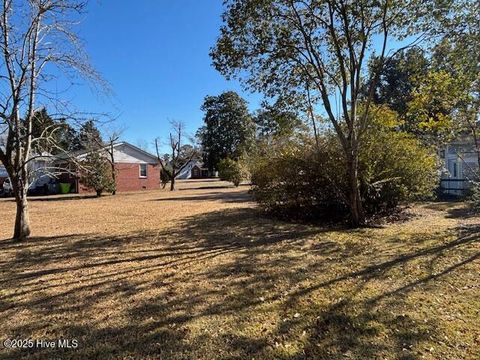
[439,178,470,197]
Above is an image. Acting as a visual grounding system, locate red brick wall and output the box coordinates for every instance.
[78,163,160,194]
[115,163,160,192]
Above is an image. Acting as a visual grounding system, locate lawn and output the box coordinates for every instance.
[0,180,479,359]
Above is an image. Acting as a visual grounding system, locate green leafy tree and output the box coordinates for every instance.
[406,70,462,142]
[218,158,249,187]
[254,102,303,140]
[211,0,446,226]
[81,151,115,197]
[72,120,103,151]
[197,91,255,171]
[370,48,429,120]
[432,2,480,168]
[31,108,81,154]
[56,120,82,153]
[31,108,56,153]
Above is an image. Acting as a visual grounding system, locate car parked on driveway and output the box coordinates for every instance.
[2,175,59,197]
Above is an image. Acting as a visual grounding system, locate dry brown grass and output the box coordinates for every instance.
[0,180,479,359]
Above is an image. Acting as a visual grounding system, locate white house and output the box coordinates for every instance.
[175,160,217,179]
[440,139,479,195]
[175,160,211,179]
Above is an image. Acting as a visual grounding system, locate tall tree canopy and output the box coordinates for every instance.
[369,1,479,152]
[371,47,429,119]
[254,102,303,140]
[211,0,446,226]
[197,91,255,170]
[31,108,86,154]
[75,120,103,151]
[369,48,461,141]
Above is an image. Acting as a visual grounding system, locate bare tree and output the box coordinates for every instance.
[155,120,199,191]
[103,130,122,195]
[0,0,103,240]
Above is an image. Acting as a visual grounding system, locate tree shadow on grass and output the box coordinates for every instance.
[150,191,252,203]
[0,208,478,359]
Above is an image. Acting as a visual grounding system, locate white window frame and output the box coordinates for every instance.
[139,163,148,178]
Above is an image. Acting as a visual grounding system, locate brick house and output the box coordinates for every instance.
[63,142,160,194]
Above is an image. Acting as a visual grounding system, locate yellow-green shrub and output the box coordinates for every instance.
[250,126,438,220]
[218,158,249,186]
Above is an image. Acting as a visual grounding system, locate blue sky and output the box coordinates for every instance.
[54,1,412,153]
[71,0,261,152]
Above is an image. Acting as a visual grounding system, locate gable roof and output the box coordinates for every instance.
[72,142,159,164]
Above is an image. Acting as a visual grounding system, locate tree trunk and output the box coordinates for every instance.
[170,177,176,191]
[347,154,365,227]
[111,163,116,195]
[110,146,116,195]
[13,191,31,241]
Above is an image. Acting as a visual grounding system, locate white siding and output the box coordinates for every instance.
[76,143,158,164]
[112,144,157,164]
[441,143,479,194]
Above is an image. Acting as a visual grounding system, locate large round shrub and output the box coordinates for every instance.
[360,129,438,214]
[250,127,438,220]
[250,137,348,220]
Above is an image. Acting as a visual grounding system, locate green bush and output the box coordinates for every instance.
[360,128,438,214]
[218,158,249,186]
[249,126,438,220]
[81,152,115,197]
[250,137,347,220]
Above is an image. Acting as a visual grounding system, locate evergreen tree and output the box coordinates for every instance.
[197,91,255,170]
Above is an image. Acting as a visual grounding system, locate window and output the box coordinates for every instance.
[139,164,148,178]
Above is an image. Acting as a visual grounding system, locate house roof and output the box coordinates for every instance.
[63,142,159,164]
[192,163,208,170]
